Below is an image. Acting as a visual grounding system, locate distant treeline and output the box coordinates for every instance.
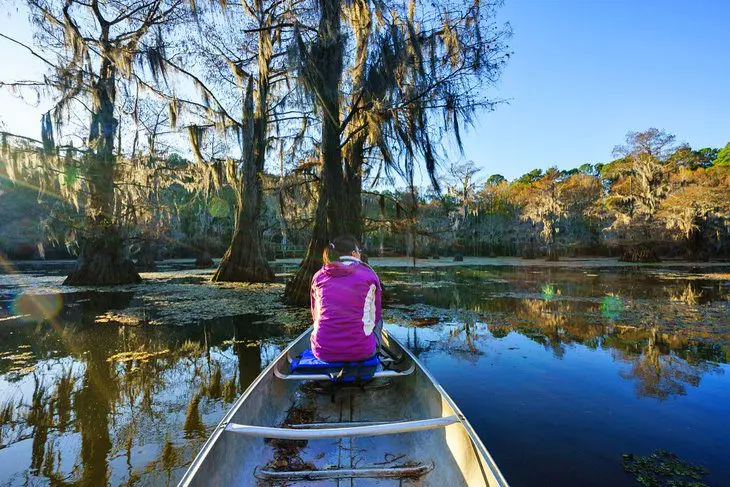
[370,129,730,262]
[2,128,729,262]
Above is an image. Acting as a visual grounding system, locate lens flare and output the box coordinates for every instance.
[11,293,63,322]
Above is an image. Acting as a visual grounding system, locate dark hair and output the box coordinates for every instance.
[323,235,361,264]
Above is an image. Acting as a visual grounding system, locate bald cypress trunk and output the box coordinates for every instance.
[212,25,274,283]
[343,138,364,239]
[284,0,345,305]
[64,61,139,286]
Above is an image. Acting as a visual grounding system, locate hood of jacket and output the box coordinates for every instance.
[321,260,360,277]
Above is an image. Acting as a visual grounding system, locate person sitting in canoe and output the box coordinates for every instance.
[310,235,382,362]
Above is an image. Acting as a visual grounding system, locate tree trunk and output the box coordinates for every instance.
[135,240,157,271]
[195,249,214,268]
[213,57,273,282]
[685,224,706,261]
[619,243,661,262]
[283,0,345,305]
[213,205,273,281]
[64,67,140,286]
[343,138,364,238]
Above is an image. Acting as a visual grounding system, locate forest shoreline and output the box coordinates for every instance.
[5,255,730,269]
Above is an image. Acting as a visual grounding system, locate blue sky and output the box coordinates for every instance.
[1,0,729,181]
[457,0,730,180]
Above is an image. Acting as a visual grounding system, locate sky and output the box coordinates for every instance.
[1,0,729,181]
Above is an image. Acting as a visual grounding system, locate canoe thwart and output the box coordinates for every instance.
[274,363,415,381]
[225,415,459,439]
[254,462,435,480]
[289,420,392,429]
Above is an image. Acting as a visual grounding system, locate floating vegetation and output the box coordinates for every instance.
[0,351,34,362]
[95,312,148,326]
[221,339,261,347]
[179,339,204,356]
[0,314,31,322]
[107,349,170,364]
[412,317,440,327]
[1,350,38,377]
[669,285,703,306]
[622,450,708,487]
[1,268,289,327]
[384,279,455,289]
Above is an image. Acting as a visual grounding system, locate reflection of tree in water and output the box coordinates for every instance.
[0,311,289,486]
[234,318,263,393]
[446,323,491,362]
[400,291,727,401]
[74,334,115,486]
[183,393,205,438]
[512,298,584,359]
[403,322,490,364]
[28,376,51,476]
[612,328,723,400]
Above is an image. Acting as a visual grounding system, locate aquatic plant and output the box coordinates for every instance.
[622,450,708,487]
[107,350,170,365]
[265,403,317,472]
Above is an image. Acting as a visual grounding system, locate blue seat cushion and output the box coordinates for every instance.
[291,349,380,382]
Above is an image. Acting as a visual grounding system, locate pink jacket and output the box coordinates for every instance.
[310,259,382,362]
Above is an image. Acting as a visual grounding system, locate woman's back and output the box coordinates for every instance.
[310,260,381,362]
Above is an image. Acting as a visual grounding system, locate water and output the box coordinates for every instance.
[1,260,729,486]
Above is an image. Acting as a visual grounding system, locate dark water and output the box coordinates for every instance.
[1,261,729,486]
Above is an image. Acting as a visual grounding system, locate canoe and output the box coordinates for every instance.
[178,326,509,486]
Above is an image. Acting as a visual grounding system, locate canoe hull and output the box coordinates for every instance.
[178,327,508,486]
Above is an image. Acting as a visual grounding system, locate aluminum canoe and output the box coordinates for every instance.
[178,326,509,486]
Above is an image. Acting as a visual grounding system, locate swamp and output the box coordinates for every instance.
[1,2,729,485]
[1,258,729,486]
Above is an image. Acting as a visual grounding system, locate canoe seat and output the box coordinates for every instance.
[289,349,380,382]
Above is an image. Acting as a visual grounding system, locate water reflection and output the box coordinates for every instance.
[0,263,728,486]
[0,312,294,486]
